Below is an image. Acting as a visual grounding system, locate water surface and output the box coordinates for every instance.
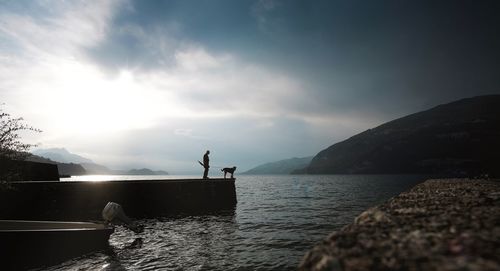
[42,175,425,270]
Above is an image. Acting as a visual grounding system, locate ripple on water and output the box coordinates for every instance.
[41,175,425,271]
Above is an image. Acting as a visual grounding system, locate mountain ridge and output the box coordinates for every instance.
[243,156,313,175]
[32,148,168,176]
[296,95,500,176]
[32,148,94,164]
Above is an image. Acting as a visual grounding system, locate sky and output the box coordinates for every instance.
[1,0,499,173]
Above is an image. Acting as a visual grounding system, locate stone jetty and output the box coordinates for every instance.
[299,179,500,271]
[0,178,237,220]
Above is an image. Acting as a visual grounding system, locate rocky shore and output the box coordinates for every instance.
[298,179,500,271]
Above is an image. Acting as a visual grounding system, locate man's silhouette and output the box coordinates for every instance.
[202,150,210,179]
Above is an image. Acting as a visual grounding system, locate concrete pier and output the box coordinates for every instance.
[299,179,500,271]
[0,178,237,220]
[0,159,59,181]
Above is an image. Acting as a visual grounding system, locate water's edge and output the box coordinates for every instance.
[42,175,427,271]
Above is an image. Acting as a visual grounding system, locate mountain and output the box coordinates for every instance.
[79,162,118,175]
[56,163,87,176]
[32,148,94,164]
[126,168,169,175]
[80,163,168,175]
[297,95,500,176]
[32,149,168,175]
[243,156,313,175]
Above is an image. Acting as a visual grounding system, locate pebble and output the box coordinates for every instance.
[298,179,500,271]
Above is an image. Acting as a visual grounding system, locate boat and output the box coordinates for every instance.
[0,220,114,270]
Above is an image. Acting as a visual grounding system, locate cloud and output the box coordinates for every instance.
[85,18,186,72]
[251,0,282,34]
[175,47,227,71]
[4,0,496,172]
[141,46,312,118]
[1,0,376,172]
[0,0,125,58]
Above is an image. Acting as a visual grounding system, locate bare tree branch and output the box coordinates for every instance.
[0,106,41,162]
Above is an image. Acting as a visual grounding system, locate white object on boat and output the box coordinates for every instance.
[102,202,123,222]
[102,202,142,233]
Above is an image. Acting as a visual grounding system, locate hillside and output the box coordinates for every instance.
[27,155,86,176]
[80,164,168,175]
[126,168,169,175]
[32,149,168,175]
[243,157,313,175]
[80,162,115,175]
[297,95,500,176]
[32,148,94,164]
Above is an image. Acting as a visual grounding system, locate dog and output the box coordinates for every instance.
[221,166,237,179]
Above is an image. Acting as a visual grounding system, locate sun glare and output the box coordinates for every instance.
[27,59,181,137]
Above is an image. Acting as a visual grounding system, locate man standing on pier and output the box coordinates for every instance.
[202,150,210,179]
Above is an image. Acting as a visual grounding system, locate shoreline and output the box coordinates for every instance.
[298,178,500,271]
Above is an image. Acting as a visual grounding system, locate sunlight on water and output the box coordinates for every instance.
[43,175,425,271]
[62,175,117,182]
[61,175,198,182]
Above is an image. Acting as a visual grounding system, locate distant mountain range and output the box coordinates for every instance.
[32,148,94,164]
[79,162,168,175]
[126,168,169,175]
[32,148,168,176]
[295,95,500,176]
[243,156,313,175]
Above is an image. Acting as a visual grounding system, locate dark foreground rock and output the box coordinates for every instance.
[299,179,500,271]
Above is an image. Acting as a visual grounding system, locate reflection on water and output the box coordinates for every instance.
[42,175,425,271]
[61,175,203,182]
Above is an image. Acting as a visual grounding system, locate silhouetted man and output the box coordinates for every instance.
[202,150,210,179]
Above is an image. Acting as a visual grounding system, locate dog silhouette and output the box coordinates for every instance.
[221,166,236,179]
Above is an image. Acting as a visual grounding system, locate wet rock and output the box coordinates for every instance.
[354,208,392,225]
[298,179,500,271]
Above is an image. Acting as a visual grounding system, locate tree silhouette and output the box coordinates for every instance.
[0,107,40,160]
[0,107,41,183]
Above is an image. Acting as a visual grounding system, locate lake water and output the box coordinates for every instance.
[41,175,426,271]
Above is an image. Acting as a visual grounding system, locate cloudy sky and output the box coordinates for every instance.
[1,0,499,173]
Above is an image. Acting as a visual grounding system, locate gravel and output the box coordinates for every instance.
[298,179,500,271]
